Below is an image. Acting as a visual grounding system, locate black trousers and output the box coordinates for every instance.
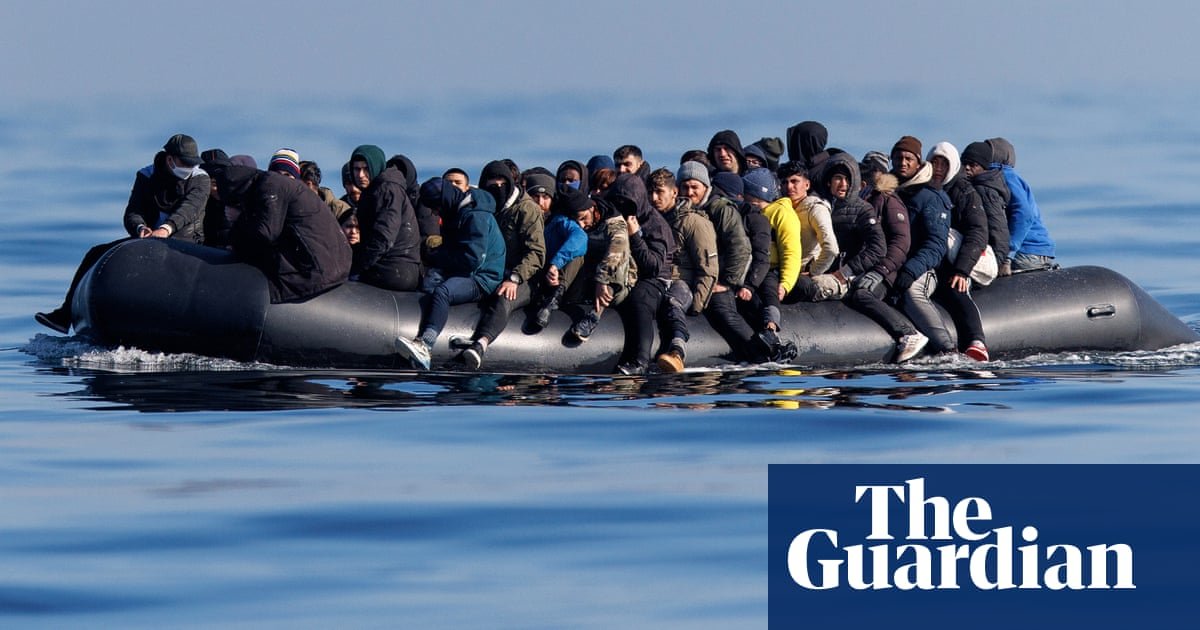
[846,279,917,339]
[705,290,760,361]
[361,261,421,292]
[473,282,532,343]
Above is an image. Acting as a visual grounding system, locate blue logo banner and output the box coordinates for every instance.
[768,465,1199,628]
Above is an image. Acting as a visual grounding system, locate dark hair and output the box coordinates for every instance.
[647,167,676,190]
[613,145,643,161]
[777,161,809,181]
[341,162,354,186]
[299,160,322,186]
[442,167,469,184]
[679,149,710,168]
[590,169,617,193]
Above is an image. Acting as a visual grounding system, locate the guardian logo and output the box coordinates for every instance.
[787,478,1135,591]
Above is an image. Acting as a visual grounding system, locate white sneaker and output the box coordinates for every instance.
[396,337,432,370]
[895,332,929,363]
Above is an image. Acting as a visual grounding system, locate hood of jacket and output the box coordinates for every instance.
[351,145,387,181]
[872,172,899,195]
[706,129,747,173]
[386,153,420,204]
[896,161,934,191]
[927,141,961,185]
[556,159,589,193]
[479,160,516,209]
[821,152,864,200]
[606,173,654,223]
[786,121,828,163]
[988,137,1017,167]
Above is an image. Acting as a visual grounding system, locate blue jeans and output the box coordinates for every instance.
[418,272,483,347]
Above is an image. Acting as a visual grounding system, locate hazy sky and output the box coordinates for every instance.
[2,0,1196,103]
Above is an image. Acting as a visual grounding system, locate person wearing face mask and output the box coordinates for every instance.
[449,160,546,369]
[555,159,588,193]
[35,134,210,334]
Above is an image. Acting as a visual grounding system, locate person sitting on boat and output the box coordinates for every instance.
[523,173,555,215]
[735,168,799,363]
[986,137,1057,274]
[928,141,991,361]
[564,188,637,343]
[529,185,592,330]
[207,162,352,304]
[649,167,717,372]
[786,120,835,194]
[707,129,748,176]
[960,142,1011,275]
[340,161,361,211]
[795,154,886,304]
[607,173,678,375]
[849,140,928,363]
[450,161,547,370]
[888,135,955,356]
[35,133,210,334]
[348,144,422,291]
[395,177,505,370]
[586,155,617,197]
[678,161,755,365]
[442,168,470,193]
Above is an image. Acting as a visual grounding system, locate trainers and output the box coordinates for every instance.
[894,332,929,363]
[534,304,554,329]
[461,342,485,370]
[35,308,71,334]
[656,348,685,373]
[964,340,990,362]
[772,340,798,363]
[396,337,432,370]
[569,311,600,342]
[448,335,473,350]
[616,361,646,376]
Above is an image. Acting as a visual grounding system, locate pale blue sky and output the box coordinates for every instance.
[2,0,1196,102]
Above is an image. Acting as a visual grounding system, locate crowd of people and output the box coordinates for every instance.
[35,122,1057,374]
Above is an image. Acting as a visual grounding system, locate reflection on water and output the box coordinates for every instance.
[44,365,1112,415]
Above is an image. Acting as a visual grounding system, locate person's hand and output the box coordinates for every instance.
[546,265,560,286]
[150,226,172,238]
[497,280,518,300]
[777,284,788,302]
[595,283,614,310]
[950,273,971,293]
[712,283,728,294]
[737,287,752,301]
[137,225,153,238]
[625,215,640,235]
[999,260,1013,277]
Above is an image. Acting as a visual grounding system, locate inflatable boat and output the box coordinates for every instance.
[71,238,1199,372]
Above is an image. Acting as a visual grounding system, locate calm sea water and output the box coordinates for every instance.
[3,88,1200,628]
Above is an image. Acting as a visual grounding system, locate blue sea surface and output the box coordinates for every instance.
[2,88,1200,627]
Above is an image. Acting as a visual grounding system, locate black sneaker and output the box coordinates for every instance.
[616,361,646,376]
[569,311,600,342]
[534,304,554,329]
[35,309,70,334]
[461,342,485,370]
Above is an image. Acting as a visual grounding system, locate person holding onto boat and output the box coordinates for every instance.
[565,188,637,344]
[960,142,1011,274]
[348,144,422,291]
[800,154,887,303]
[648,167,717,372]
[396,177,505,370]
[35,133,210,334]
[848,139,929,363]
[206,162,352,304]
[528,185,592,330]
[928,141,991,361]
[607,173,679,375]
[775,162,839,303]
[888,135,955,356]
[736,168,800,362]
[986,137,1056,274]
[451,160,547,370]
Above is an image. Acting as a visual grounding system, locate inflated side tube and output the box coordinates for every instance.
[74,239,1199,371]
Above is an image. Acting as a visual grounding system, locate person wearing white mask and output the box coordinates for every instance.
[35,134,210,333]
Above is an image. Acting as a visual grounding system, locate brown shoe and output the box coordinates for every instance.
[655,349,685,373]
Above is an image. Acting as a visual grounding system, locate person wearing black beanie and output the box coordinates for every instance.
[528,186,595,331]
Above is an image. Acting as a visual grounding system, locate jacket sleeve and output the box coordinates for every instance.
[548,219,588,270]
[510,205,546,282]
[628,216,672,280]
[230,187,286,272]
[595,217,632,287]
[685,216,718,312]
[839,207,886,278]
[873,193,911,280]
[807,200,840,276]
[1003,168,1038,258]
[743,214,772,291]
[768,205,804,294]
[900,192,950,280]
[354,182,409,273]
[123,170,154,236]
[162,173,211,236]
[715,203,751,287]
[951,184,989,277]
[976,183,1011,262]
